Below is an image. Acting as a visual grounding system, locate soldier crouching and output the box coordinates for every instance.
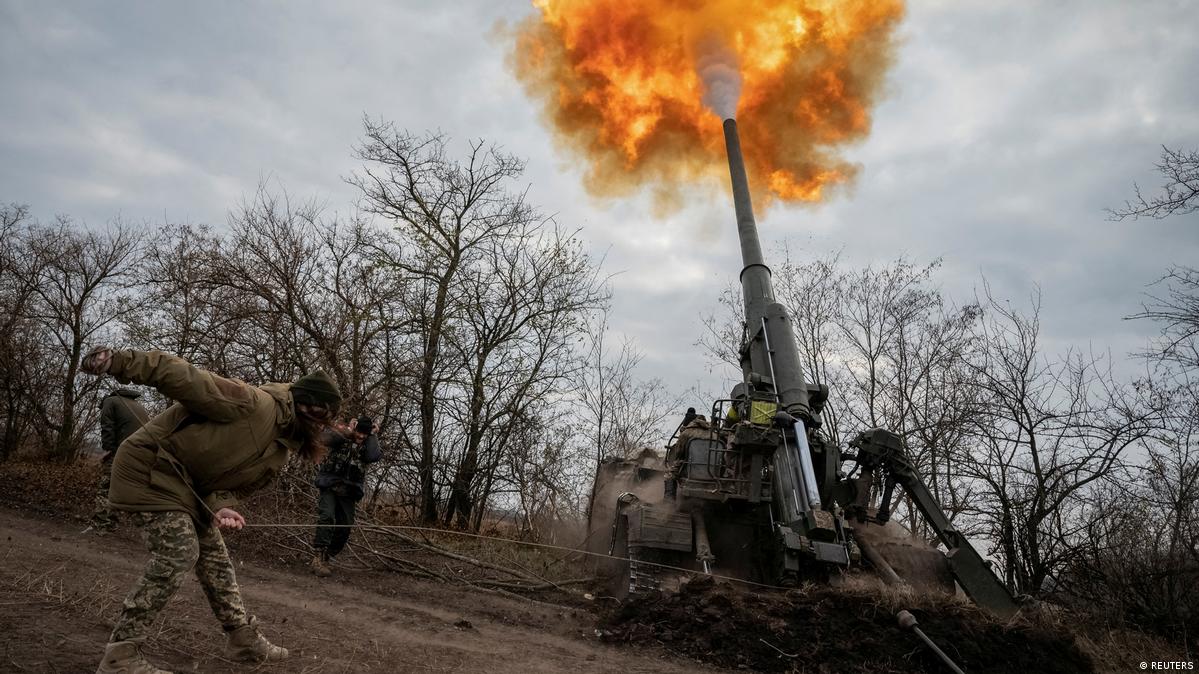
[80,346,342,674]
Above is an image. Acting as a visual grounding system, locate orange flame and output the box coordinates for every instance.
[509,0,904,209]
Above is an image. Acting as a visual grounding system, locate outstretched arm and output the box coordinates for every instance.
[84,348,256,423]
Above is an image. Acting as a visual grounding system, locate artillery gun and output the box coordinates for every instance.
[598,119,1018,617]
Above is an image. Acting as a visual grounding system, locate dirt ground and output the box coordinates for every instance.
[0,505,713,673]
[598,575,1094,673]
[0,460,1178,673]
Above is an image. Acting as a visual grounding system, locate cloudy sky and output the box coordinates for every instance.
[2,1,1197,402]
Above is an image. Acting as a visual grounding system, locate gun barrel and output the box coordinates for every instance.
[723,118,767,272]
[721,118,810,419]
[722,119,775,321]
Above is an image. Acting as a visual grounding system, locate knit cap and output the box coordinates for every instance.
[291,370,342,410]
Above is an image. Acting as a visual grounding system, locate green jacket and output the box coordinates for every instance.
[106,349,303,525]
[100,388,150,460]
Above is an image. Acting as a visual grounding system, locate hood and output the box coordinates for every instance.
[260,382,297,429]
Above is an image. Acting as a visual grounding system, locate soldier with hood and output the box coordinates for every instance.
[90,386,150,532]
[80,346,341,674]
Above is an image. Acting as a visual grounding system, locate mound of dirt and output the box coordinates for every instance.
[0,460,96,517]
[598,576,1093,673]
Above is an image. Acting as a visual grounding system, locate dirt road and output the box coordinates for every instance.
[0,506,711,673]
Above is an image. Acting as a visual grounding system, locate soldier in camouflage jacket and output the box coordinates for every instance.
[81,347,342,674]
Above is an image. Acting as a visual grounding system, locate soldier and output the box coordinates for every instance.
[80,346,342,674]
[664,410,710,499]
[310,415,383,577]
[682,406,697,427]
[89,387,149,533]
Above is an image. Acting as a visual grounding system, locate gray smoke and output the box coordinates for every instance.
[697,44,742,120]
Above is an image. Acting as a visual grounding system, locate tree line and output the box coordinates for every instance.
[0,118,673,538]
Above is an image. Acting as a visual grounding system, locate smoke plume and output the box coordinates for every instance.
[697,44,741,121]
[508,0,905,210]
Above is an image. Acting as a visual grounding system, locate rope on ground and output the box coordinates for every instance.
[240,521,788,592]
[139,411,781,594]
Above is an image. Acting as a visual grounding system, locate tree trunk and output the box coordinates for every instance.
[445,449,479,528]
[418,265,458,523]
[0,388,18,461]
[444,359,488,528]
[471,455,501,532]
[54,336,83,463]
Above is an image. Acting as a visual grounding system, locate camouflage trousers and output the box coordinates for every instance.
[89,462,118,530]
[110,511,248,643]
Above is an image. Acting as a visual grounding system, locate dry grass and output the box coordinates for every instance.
[1065,613,1192,673]
[831,563,1193,672]
[0,459,98,518]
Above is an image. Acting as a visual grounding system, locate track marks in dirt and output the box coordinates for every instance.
[0,507,711,673]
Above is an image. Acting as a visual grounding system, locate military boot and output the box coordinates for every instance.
[95,640,173,674]
[310,551,332,577]
[225,617,289,663]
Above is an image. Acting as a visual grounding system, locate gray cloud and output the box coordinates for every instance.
[1,0,1195,409]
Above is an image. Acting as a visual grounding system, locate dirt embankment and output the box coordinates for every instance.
[599,575,1094,673]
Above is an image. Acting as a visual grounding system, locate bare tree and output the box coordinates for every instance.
[1056,142,1199,646]
[576,310,680,516]
[1108,146,1199,220]
[441,225,608,528]
[0,204,54,459]
[1129,266,1199,372]
[215,189,343,383]
[959,284,1157,595]
[501,411,591,540]
[9,216,139,460]
[349,119,545,523]
[207,188,418,400]
[121,223,233,366]
[1063,377,1198,645]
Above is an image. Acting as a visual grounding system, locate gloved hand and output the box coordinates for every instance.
[81,346,114,375]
